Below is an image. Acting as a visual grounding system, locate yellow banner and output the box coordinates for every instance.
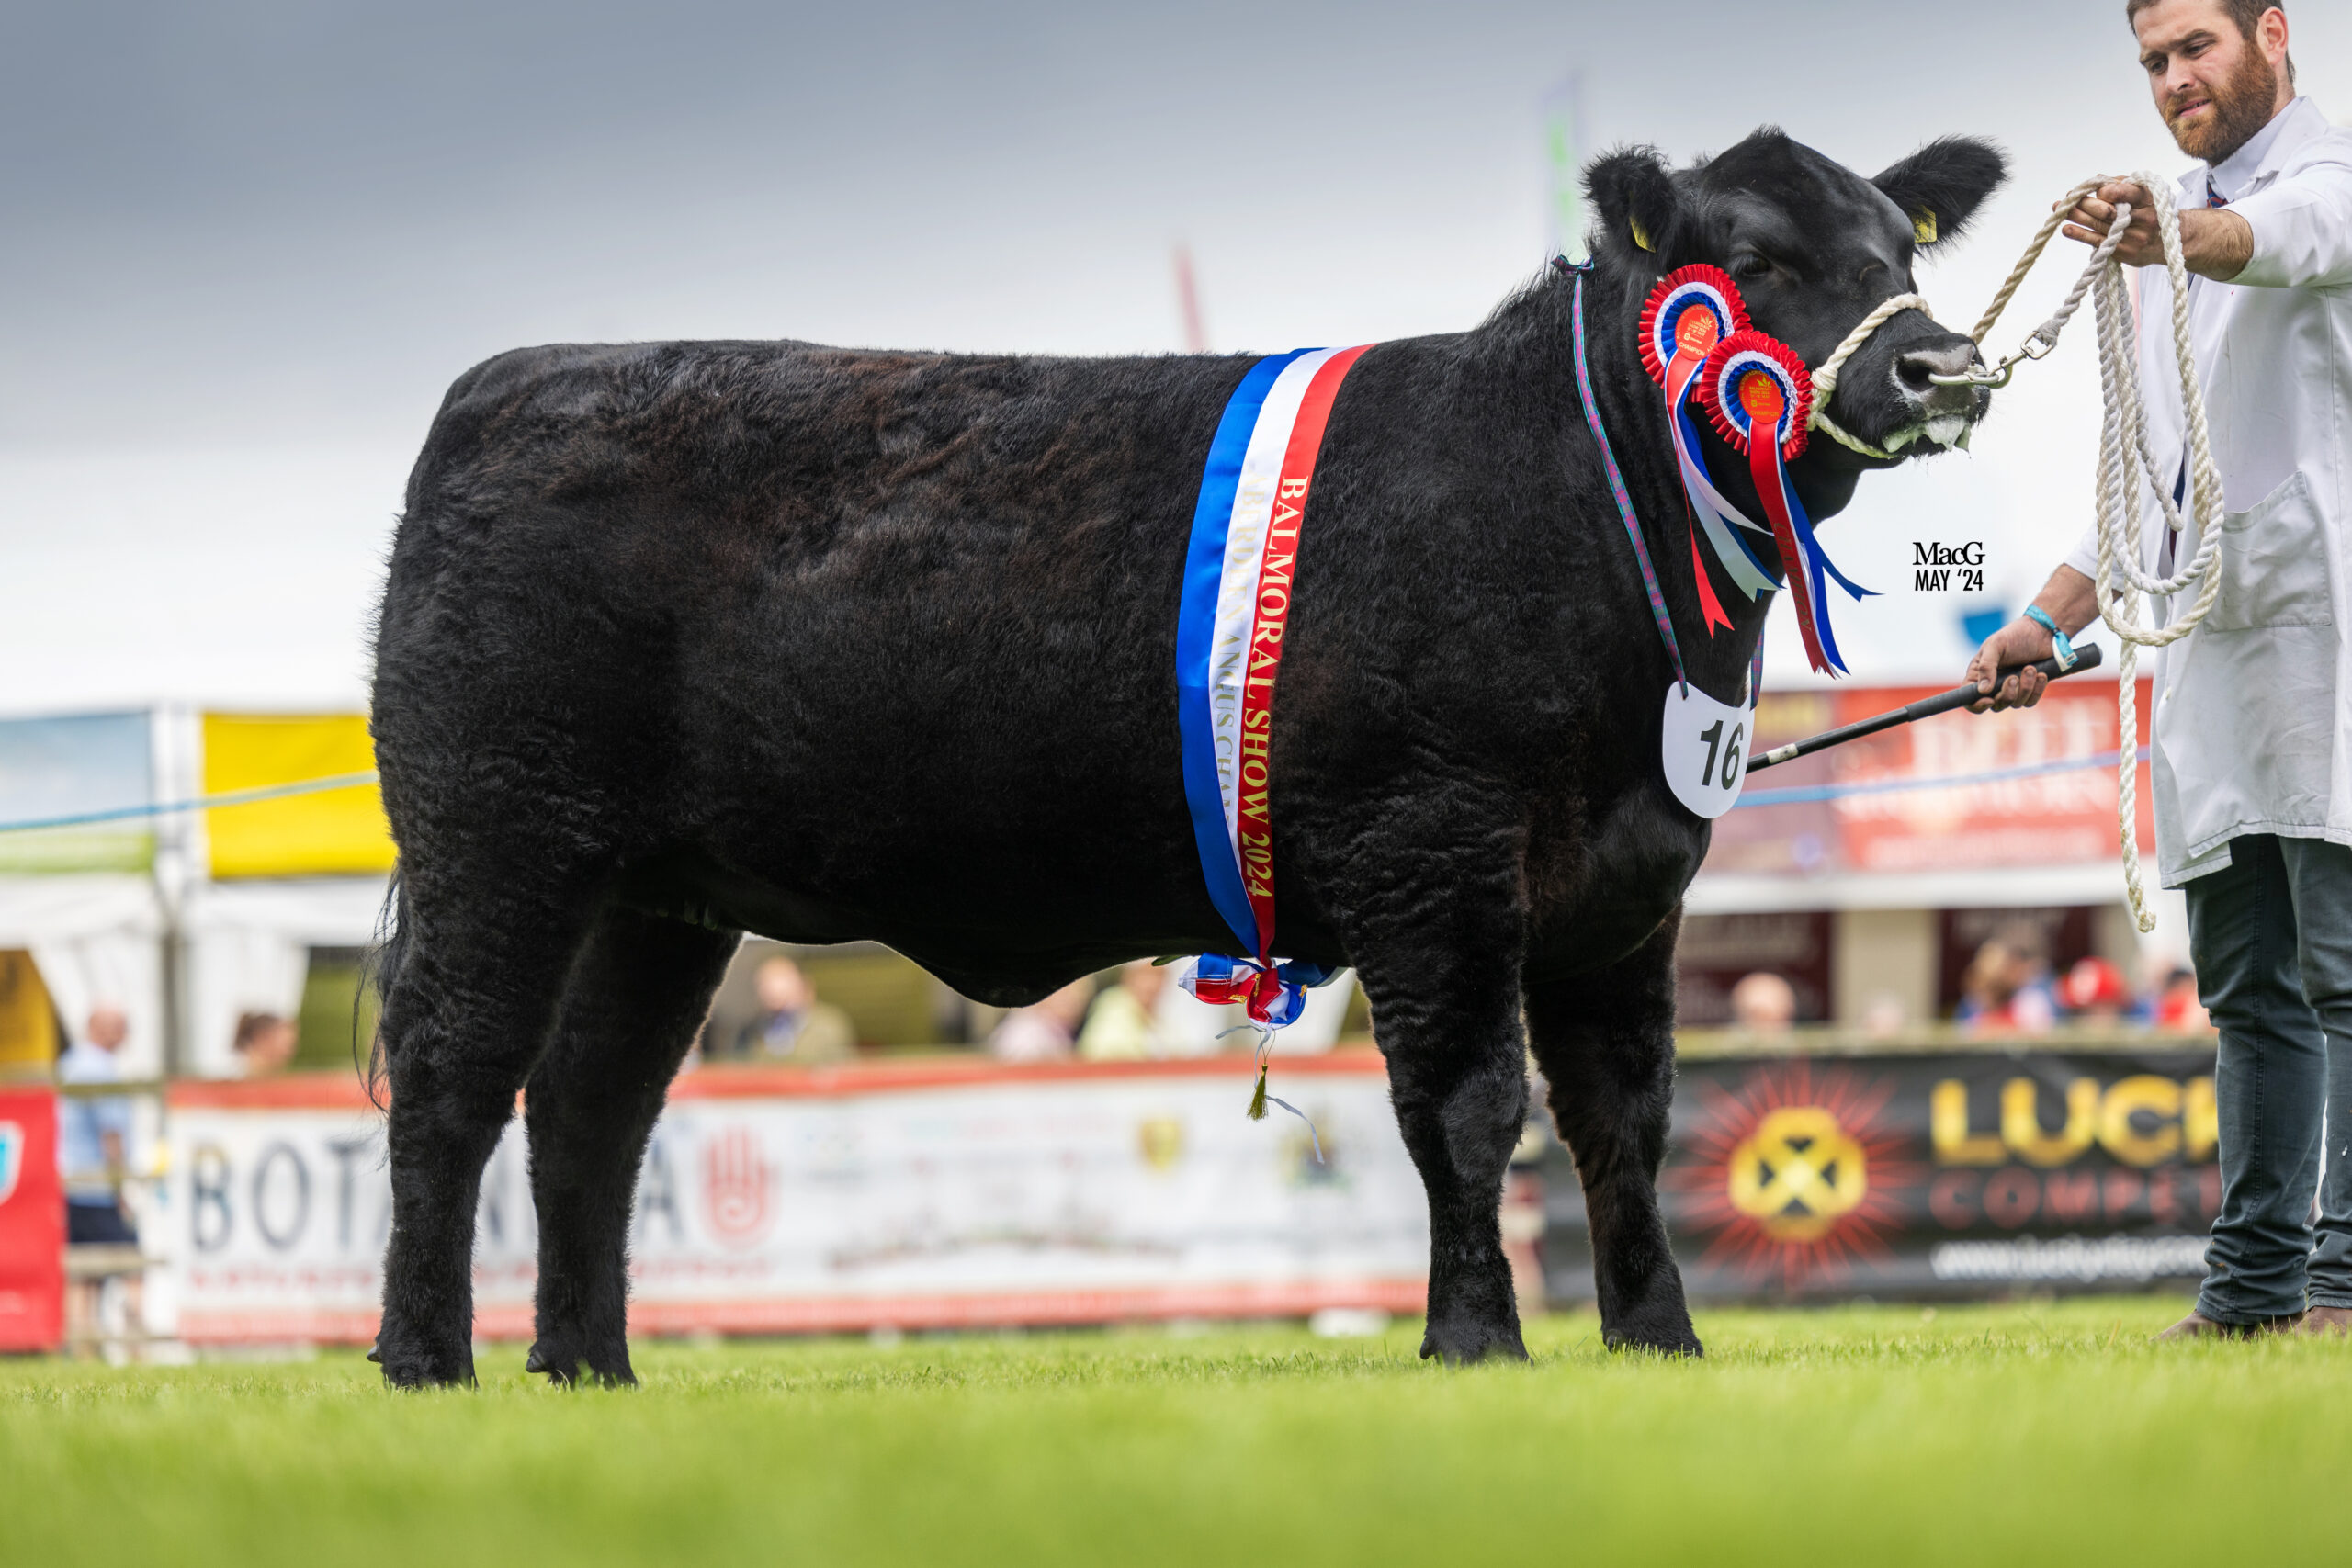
[203,714,394,879]
[0,950,60,1069]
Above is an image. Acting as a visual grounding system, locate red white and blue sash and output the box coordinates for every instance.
[1174,346,1365,1032]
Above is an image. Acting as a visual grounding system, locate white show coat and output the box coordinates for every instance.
[2063,96,2352,886]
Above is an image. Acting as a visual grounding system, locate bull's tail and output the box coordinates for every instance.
[359,867,409,1109]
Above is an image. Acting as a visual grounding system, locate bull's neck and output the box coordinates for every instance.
[1507,263,1774,707]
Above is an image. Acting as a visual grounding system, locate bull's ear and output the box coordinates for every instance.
[1872,136,2007,250]
[1584,146,1679,264]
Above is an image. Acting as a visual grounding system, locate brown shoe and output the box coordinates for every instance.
[2156,1309,2304,1340]
[2299,1305,2352,1337]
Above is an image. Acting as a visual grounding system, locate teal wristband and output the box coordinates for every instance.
[2024,605,2077,671]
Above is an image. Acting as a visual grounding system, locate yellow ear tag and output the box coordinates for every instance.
[1629,215,1654,252]
[1912,210,1939,244]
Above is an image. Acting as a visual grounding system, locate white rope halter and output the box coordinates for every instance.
[1806,291,1939,460]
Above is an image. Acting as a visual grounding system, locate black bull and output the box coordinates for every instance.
[368,128,2006,1385]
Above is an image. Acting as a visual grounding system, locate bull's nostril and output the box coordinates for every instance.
[1894,344,1979,401]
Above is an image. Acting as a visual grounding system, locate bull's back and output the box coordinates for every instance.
[377,338,1267,962]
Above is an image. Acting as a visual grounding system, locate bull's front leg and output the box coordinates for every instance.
[1342,829,1532,1364]
[1525,913,1702,1355]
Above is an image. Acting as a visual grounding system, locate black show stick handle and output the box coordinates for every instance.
[1745,642,2103,774]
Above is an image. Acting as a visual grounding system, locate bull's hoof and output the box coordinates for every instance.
[1602,1320,1704,1358]
[373,1323,477,1388]
[1419,1318,1532,1365]
[526,1337,636,1388]
[378,1352,476,1389]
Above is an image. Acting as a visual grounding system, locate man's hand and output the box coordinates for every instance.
[2058,179,2253,280]
[1966,566,2098,713]
[1966,615,2055,712]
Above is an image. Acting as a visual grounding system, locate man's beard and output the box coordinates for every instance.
[2164,43,2280,164]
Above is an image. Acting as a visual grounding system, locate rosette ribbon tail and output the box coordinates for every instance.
[1696,329,1873,678]
[1748,434,1836,674]
[1686,506,1736,634]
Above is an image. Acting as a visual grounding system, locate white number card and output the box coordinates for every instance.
[1660,680,1754,819]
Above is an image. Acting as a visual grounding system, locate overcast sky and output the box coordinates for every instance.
[4,1,2344,712]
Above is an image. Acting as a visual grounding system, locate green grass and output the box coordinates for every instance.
[5,1296,2348,1566]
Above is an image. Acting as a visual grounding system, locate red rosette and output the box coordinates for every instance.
[1635,265,1749,388]
[1694,330,1813,460]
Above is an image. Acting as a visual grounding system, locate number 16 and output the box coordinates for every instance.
[1699,720,1746,789]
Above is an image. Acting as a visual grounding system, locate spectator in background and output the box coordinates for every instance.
[1862,994,1909,1039]
[736,956,855,1064]
[1960,936,2058,1034]
[2058,957,2136,1027]
[1995,923,2060,1030]
[1079,961,1167,1061]
[232,1011,299,1077]
[1728,972,1797,1040]
[2154,966,2213,1033]
[57,1005,146,1348]
[987,979,1091,1063]
[57,1005,136,1247]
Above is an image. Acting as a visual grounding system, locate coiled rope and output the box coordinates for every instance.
[1951,175,2224,932]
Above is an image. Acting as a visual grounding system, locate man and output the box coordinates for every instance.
[56,1005,136,1247]
[734,954,855,1063]
[1968,0,2351,1337]
[1078,960,1167,1062]
[231,1010,300,1077]
[57,1004,144,1345]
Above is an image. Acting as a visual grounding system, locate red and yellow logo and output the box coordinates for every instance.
[1737,367,1786,427]
[1672,1062,1917,1286]
[1674,309,1720,360]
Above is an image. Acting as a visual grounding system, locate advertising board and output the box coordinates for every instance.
[165,1055,1428,1343]
[0,1088,64,1350]
[1705,679,2155,878]
[1544,1046,2221,1302]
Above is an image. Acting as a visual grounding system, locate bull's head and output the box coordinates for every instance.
[1587,128,2006,513]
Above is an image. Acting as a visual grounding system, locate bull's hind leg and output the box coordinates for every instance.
[1344,830,1532,1364]
[524,909,737,1387]
[376,869,599,1387]
[1526,915,1702,1355]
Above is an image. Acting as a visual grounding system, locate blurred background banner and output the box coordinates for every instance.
[165,1058,1426,1343]
[0,1087,65,1351]
[1544,1044,2222,1304]
[1707,678,2156,883]
[199,713,391,880]
[0,713,153,874]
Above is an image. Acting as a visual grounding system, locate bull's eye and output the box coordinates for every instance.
[1732,255,1771,282]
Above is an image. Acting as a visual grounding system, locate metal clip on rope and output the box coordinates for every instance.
[1926,177,2134,391]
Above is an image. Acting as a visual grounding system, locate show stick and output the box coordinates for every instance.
[1744,644,2105,774]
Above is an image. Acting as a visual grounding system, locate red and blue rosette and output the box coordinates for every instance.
[1697,330,1812,459]
[1635,267,1780,627]
[1695,330,1873,674]
[1637,265,1748,388]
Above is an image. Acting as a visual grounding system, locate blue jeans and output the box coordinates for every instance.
[2188,833,2352,1322]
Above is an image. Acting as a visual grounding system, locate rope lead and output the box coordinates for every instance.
[1949,175,2226,932]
